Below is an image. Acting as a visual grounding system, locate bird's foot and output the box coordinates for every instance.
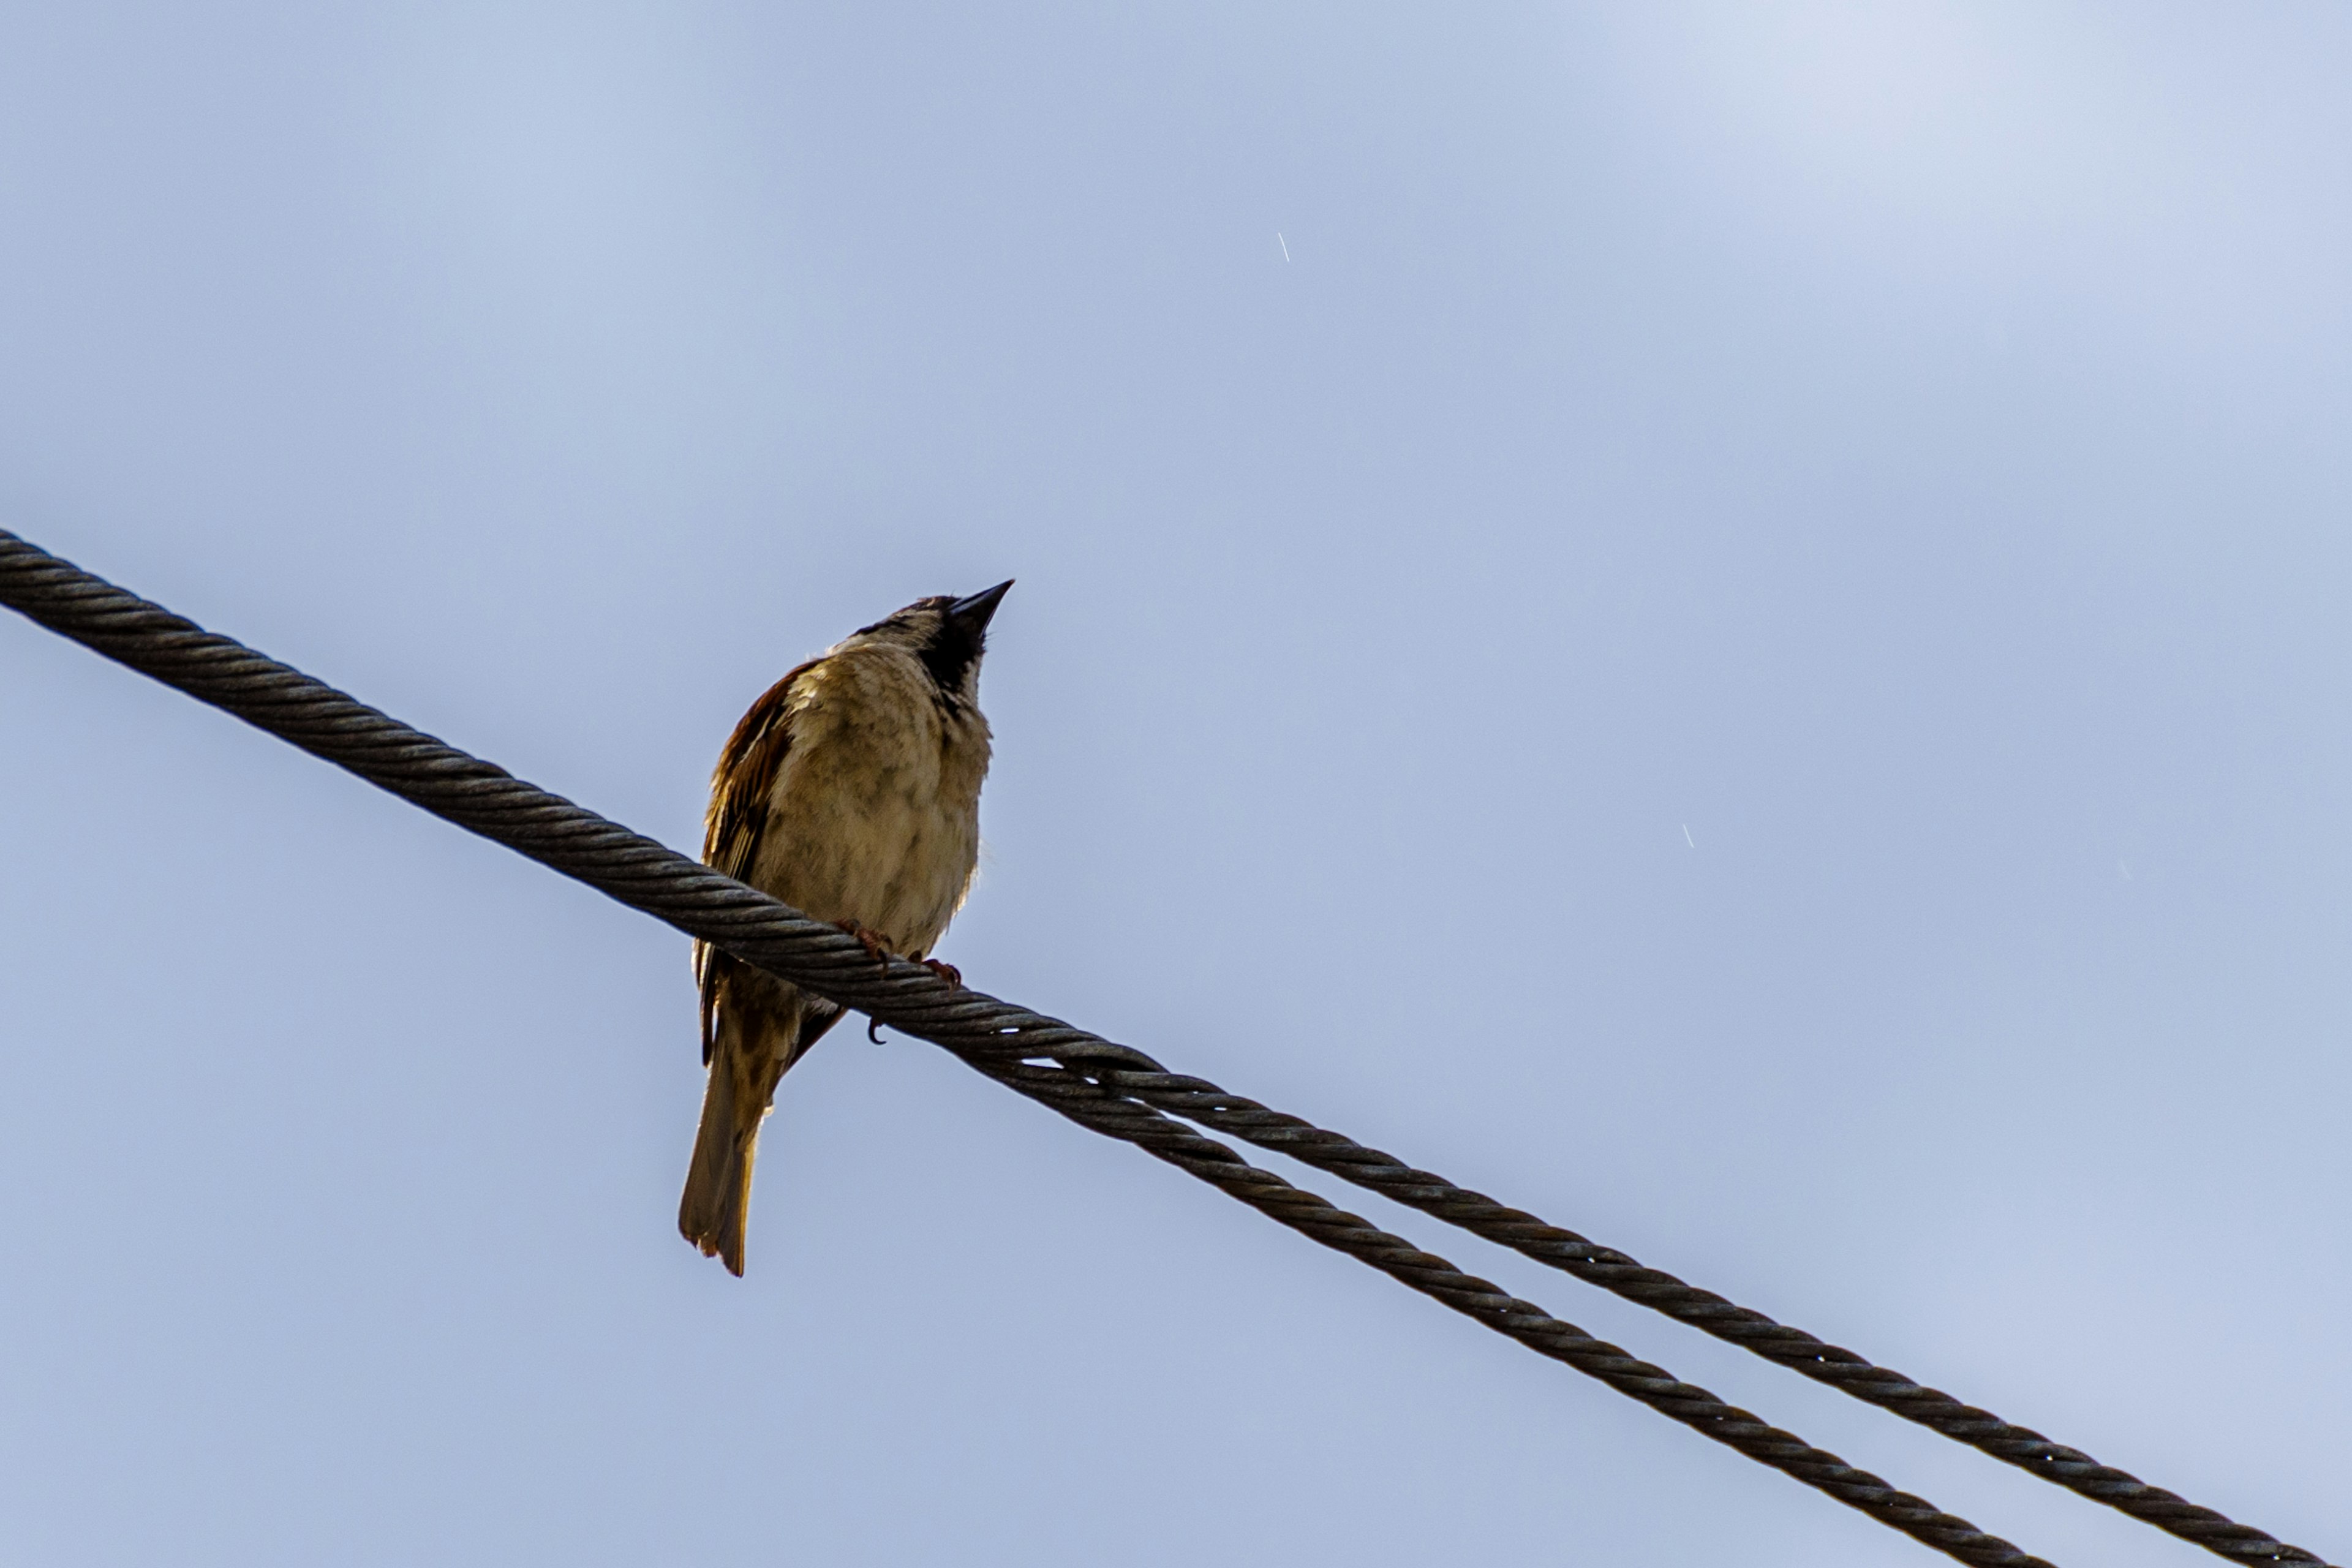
[919,958,963,988]
[834,919,892,968]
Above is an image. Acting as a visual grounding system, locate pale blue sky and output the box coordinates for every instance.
[2,4,2346,1564]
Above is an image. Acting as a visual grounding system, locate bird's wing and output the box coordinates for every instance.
[696,657,820,1063]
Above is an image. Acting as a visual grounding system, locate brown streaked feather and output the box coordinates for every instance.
[705,658,820,872]
[695,657,820,1064]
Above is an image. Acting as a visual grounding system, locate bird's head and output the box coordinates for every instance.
[846,580,1012,708]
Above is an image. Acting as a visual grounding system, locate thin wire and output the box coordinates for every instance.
[1,527,2331,1567]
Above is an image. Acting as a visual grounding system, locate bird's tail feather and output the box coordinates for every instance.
[679,1061,762,1276]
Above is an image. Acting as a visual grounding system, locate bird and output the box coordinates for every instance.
[679,580,1011,1275]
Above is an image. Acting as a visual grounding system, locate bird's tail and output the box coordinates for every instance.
[679,1052,765,1276]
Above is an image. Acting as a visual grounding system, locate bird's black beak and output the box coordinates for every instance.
[948,579,1013,633]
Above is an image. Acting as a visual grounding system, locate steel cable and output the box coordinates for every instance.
[0,527,2330,1567]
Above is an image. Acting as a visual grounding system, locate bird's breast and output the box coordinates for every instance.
[748,650,989,956]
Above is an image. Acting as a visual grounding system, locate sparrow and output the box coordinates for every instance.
[679,580,1011,1275]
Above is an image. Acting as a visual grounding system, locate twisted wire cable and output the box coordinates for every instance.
[0,527,2329,1567]
[965,1054,2054,1567]
[1078,1072,2320,1560]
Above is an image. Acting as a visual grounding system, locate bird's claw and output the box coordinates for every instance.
[834,919,892,968]
[832,927,956,1038]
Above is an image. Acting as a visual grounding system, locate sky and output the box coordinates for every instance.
[1,3,2347,1564]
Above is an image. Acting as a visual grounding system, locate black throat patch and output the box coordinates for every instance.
[919,616,982,707]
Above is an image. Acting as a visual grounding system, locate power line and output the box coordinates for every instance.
[0,527,2331,1567]
[1070,1067,2319,1560]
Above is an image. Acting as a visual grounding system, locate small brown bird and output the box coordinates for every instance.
[679,581,1011,1275]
